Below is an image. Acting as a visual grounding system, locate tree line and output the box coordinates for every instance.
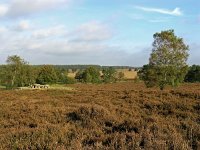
[51,65,135,71]
[0,56,125,89]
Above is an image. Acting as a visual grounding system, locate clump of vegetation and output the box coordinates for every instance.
[185,65,200,82]
[0,55,37,88]
[64,77,76,84]
[36,65,58,84]
[74,67,101,83]
[102,67,117,83]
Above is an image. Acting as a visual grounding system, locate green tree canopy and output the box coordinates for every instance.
[185,65,200,82]
[102,67,117,83]
[36,65,58,84]
[82,67,101,83]
[75,67,100,83]
[140,30,189,90]
[75,70,84,82]
[2,55,33,88]
[138,64,158,88]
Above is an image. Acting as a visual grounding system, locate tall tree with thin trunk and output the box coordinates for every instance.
[140,30,189,90]
[6,55,28,88]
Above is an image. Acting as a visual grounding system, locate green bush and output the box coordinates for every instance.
[75,67,101,83]
[102,67,117,83]
[65,77,76,84]
[185,65,200,82]
[36,65,58,84]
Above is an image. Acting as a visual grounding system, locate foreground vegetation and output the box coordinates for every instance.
[0,82,199,149]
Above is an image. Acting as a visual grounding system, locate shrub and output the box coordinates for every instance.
[185,65,200,82]
[65,77,76,84]
[102,67,117,83]
[36,65,58,84]
[75,67,101,83]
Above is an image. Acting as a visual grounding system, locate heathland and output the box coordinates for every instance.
[0,82,199,149]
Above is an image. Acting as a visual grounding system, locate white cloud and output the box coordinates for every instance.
[0,20,114,56]
[27,41,112,55]
[135,6,183,16]
[32,25,67,39]
[0,0,71,18]
[72,21,113,41]
[12,20,31,31]
[0,26,7,33]
[0,4,8,17]
[0,20,154,66]
[19,20,30,30]
[28,21,113,54]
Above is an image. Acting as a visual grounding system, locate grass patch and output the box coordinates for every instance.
[0,85,6,89]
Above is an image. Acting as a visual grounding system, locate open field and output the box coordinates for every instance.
[0,82,199,149]
[68,69,138,80]
[116,69,137,79]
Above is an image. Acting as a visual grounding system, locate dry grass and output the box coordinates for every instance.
[116,69,137,79]
[0,82,199,149]
[68,69,138,80]
[67,72,76,78]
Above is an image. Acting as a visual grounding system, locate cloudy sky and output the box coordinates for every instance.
[0,0,199,66]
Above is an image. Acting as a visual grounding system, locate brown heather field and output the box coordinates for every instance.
[0,82,200,150]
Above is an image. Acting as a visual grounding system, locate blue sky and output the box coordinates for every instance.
[0,0,199,66]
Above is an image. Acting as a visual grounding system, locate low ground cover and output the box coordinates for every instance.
[0,82,199,149]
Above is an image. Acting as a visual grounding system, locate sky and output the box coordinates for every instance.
[0,0,199,66]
